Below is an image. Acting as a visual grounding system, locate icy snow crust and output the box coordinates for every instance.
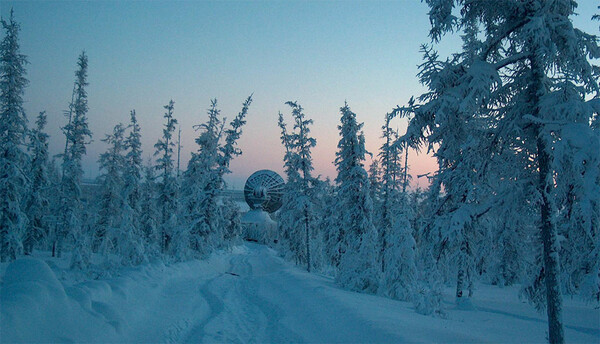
[2,243,599,343]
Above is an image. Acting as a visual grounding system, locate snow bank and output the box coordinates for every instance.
[1,258,119,342]
[242,209,278,243]
[0,249,236,343]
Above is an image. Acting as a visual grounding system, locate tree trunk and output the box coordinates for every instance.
[530,51,564,344]
[56,235,63,258]
[23,235,33,255]
[403,142,409,194]
[380,202,387,273]
[456,267,465,299]
[381,181,390,273]
[56,213,67,258]
[467,266,474,298]
[456,239,467,300]
[537,132,565,344]
[305,206,310,272]
[456,238,474,302]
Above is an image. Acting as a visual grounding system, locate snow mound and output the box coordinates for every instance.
[1,258,119,343]
[241,209,276,224]
[3,257,64,293]
[454,296,477,311]
[231,245,250,255]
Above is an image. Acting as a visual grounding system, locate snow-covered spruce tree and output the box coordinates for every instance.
[45,158,62,250]
[119,110,146,265]
[306,177,330,271]
[483,196,536,287]
[218,96,252,177]
[221,198,242,246]
[400,141,411,194]
[543,85,599,304]
[382,170,417,302]
[479,150,538,288]
[395,31,492,315]
[378,111,406,274]
[293,101,317,273]
[124,111,142,222]
[277,111,303,263]
[181,99,222,257]
[408,187,426,243]
[400,36,495,306]
[181,96,252,257]
[370,110,418,300]
[317,178,341,269]
[154,100,178,255]
[0,10,28,262]
[277,101,317,271]
[411,179,445,317]
[382,204,417,301]
[140,160,159,257]
[95,123,126,261]
[401,6,533,305]
[24,111,50,255]
[367,159,382,224]
[402,1,599,341]
[334,102,379,293]
[58,52,92,268]
[176,126,182,178]
[181,99,224,255]
[215,96,252,246]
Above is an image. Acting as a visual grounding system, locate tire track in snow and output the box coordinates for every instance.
[202,252,268,343]
[237,253,303,343]
[182,273,229,342]
[182,247,303,343]
[152,276,212,344]
[183,251,257,343]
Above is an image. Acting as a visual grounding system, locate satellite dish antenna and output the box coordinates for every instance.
[243,169,284,213]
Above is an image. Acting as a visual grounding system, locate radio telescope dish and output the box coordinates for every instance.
[244,170,284,213]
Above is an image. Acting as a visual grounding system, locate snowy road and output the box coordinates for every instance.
[2,243,599,343]
[177,245,397,343]
[106,243,600,343]
[124,244,402,343]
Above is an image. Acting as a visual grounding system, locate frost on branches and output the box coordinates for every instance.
[59,52,92,269]
[277,101,317,272]
[333,102,379,293]
[180,96,252,258]
[401,1,599,341]
[0,10,28,262]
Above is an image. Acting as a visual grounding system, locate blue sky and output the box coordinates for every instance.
[1,1,598,189]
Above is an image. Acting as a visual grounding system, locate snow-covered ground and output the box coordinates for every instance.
[1,243,598,343]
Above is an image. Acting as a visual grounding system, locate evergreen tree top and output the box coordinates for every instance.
[1,8,28,144]
[335,102,367,186]
[279,101,317,187]
[154,100,177,178]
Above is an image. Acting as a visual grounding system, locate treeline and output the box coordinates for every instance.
[0,10,253,274]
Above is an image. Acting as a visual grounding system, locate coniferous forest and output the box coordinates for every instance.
[1,2,599,343]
